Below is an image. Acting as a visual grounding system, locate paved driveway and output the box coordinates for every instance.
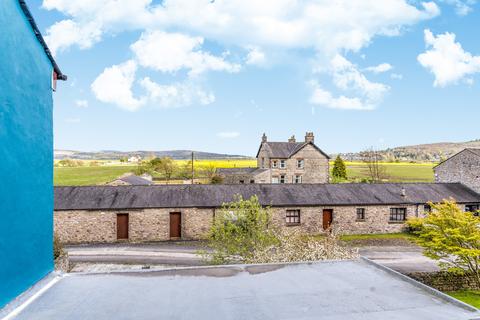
[66,242,440,274]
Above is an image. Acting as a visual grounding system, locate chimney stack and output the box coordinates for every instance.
[288,135,296,143]
[305,132,314,143]
[400,187,406,198]
[262,133,267,143]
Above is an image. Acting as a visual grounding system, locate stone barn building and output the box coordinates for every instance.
[434,148,480,196]
[218,132,330,184]
[54,183,480,244]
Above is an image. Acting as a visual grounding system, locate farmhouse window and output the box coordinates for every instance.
[272,177,279,184]
[280,160,286,168]
[286,210,301,225]
[239,180,245,184]
[272,160,278,168]
[280,175,286,183]
[250,180,255,183]
[465,204,480,216]
[424,204,432,213]
[356,208,365,221]
[297,159,304,169]
[389,208,407,222]
[294,175,302,183]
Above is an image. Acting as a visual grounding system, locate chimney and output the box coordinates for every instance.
[305,132,314,143]
[261,133,267,143]
[288,135,296,143]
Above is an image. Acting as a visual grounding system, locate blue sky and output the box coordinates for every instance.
[28,0,480,156]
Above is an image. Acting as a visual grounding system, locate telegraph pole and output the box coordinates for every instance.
[191,151,194,184]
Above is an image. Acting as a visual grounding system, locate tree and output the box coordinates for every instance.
[332,155,347,181]
[204,195,278,264]
[152,157,177,184]
[119,157,128,163]
[360,148,386,182]
[408,200,480,286]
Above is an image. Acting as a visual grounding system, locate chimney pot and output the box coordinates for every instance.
[288,135,296,143]
[262,133,267,143]
[305,132,314,143]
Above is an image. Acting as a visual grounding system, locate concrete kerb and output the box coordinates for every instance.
[361,256,479,313]
[0,272,64,320]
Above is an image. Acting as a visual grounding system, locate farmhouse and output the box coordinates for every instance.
[218,132,329,184]
[434,148,480,195]
[54,183,480,243]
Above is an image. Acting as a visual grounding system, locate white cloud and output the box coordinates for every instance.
[365,63,393,73]
[245,46,266,65]
[417,29,480,87]
[131,31,240,76]
[140,77,215,108]
[91,60,145,111]
[44,0,439,56]
[75,99,89,108]
[441,0,476,15]
[217,132,240,139]
[309,55,389,110]
[390,73,403,80]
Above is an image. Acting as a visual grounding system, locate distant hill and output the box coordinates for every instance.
[54,150,250,160]
[339,139,480,162]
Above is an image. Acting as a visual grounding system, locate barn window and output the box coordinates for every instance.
[356,208,365,221]
[286,210,300,225]
[389,208,407,222]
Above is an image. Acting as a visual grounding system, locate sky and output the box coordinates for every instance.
[27,0,480,156]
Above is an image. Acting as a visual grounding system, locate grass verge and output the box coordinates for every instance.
[446,291,480,309]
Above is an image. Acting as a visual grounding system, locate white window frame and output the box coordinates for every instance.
[297,159,304,169]
[272,177,279,184]
[280,175,286,183]
[294,175,302,184]
[280,160,286,169]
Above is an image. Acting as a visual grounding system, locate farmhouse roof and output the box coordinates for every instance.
[256,141,330,159]
[18,0,67,80]
[54,183,480,210]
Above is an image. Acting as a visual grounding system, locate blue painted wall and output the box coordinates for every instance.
[0,0,54,308]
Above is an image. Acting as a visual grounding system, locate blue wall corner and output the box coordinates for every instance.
[0,0,54,308]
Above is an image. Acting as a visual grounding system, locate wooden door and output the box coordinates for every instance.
[322,209,333,230]
[117,214,129,240]
[170,212,181,238]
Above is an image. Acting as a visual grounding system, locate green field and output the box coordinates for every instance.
[54,160,435,186]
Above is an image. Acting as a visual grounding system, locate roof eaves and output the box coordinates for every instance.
[18,0,67,81]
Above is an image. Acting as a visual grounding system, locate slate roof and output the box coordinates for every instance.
[256,141,330,159]
[467,148,480,157]
[117,175,154,186]
[216,168,268,175]
[18,0,66,80]
[54,183,480,210]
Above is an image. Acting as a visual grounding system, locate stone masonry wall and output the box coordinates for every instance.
[55,204,428,244]
[54,208,215,244]
[268,144,329,184]
[435,150,480,193]
[408,272,480,291]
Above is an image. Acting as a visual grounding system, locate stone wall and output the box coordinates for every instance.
[268,144,329,184]
[435,150,480,193]
[408,272,480,291]
[54,208,215,244]
[55,204,425,243]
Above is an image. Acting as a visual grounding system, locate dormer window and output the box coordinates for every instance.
[280,160,286,169]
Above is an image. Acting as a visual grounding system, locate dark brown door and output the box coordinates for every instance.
[117,214,129,240]
[170,212,181,238]
[322,209,333,230]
